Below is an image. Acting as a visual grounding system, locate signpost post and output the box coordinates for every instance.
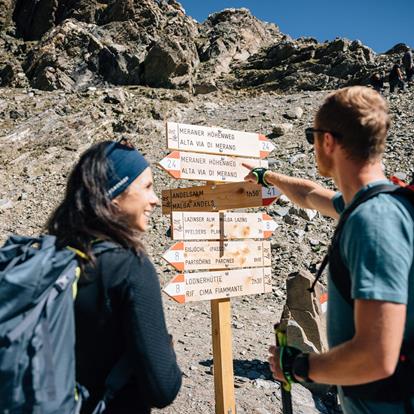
[159,122,279,414]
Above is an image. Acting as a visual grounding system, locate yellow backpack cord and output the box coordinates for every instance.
[66,246,89,299]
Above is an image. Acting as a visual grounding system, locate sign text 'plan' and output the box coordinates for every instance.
[170,212,278,240]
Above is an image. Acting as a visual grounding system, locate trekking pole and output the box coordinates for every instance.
[274,323,293,414]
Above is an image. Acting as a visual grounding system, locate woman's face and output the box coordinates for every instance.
[113,167,160,232]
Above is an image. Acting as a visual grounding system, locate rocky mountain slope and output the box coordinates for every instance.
[1,83,413,413]
[0,0,409,94]
[1,1,414,413]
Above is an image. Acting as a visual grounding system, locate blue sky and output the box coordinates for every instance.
[179,0,413,53]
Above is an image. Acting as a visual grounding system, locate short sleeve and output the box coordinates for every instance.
[332,192,345,214]
[341,196,414,304]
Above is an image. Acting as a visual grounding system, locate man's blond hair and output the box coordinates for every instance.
[316,86,391,162]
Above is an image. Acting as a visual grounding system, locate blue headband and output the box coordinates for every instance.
[105,141,149,199]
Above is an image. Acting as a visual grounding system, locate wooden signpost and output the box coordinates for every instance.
[159,121,279,414]
[158,150,268,182]
[170,212,278,240]
[163,267,272,303]
[161,182,280,214]
[166,121,275,158]
[162,240,271,271]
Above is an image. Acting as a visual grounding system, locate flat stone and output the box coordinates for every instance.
[294,229,305,238]
[271,122,293,136]
[284,106,304,119]
[298,208,317,221]
[0,199,13,210]
[278,195,290,206]
[273,206,290,217]
[252,379,276,390]
[289,153,306,164]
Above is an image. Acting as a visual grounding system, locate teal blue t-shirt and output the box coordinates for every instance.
[328,180,414,414]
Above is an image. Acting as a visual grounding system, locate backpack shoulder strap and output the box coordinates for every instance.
[332,183,414,305]
[309,184,400,296]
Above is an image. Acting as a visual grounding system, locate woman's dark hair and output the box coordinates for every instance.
[46,141,144,260]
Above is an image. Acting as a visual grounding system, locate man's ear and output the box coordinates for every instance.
[323,132,336,154]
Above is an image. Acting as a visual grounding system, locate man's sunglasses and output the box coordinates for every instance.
[305,128,342,145]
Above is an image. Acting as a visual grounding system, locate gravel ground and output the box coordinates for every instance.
[1,85,413,413]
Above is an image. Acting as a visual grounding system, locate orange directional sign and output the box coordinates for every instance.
[162,240,271,271]
[166,122,275,159]
[171,212,278,240]
[158,151,267,182]
[163,267,272,303]
[162,182,281,214]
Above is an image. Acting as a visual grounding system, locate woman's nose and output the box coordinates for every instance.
[151,191,160,206]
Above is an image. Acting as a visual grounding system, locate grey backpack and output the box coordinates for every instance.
[0,235,130,414]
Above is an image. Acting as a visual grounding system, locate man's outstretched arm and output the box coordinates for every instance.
[243,163,339,219]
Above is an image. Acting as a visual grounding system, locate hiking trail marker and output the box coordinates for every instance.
[161,182,280,214]
[163,267,272,303]
[162,240,271,271]
[166,121,275,159]
[170,212,278,240]
[159,121,280,414]
[158,151,268,182]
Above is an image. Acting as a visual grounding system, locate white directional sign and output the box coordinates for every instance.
[162,182,281,214]
[171,212,278,240]
[163,267,272,303]
[167,122,275,159]
[162,240,271,271]
[158,151,267,182]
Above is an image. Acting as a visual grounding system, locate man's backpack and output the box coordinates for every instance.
[0,235,130,414]
[312,181,414,411]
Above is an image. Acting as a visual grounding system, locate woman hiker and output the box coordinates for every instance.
[47,138,182,413]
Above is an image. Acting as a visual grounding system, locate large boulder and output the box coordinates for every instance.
[194,8,282,93]
[0,33,28,87]
[22,0,200,91]
[143,40,196,88]
[230,35,379,92]
[23,20,105,90]
[1,1,401,93]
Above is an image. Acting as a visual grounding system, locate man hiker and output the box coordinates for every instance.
[244,86,414,414]
[402,48,413,83]
[388,63,405,93]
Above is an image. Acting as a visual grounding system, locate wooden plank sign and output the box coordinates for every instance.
[158,151,267,182]
[162,182,281,214]
[163,267,272,303]
[171,212,278,240]
[167,122,275,159]
[162,240,271,271]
